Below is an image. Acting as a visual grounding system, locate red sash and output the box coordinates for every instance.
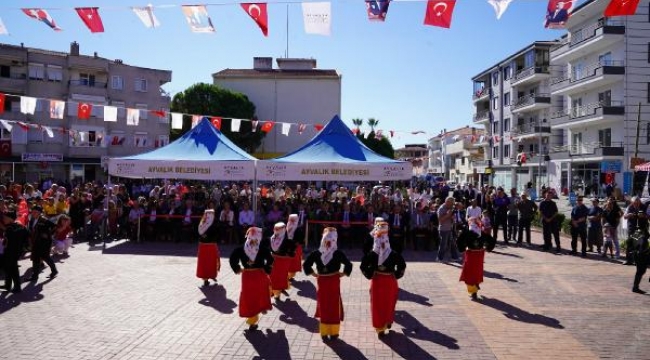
[315,273,344,324]
[370,272,399,329]
[289,244,303,273]
[196,243,220,279]
[239,268,272,318]
[459,249,485,285]
[270,255,292,291]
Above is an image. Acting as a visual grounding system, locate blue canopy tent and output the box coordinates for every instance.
[108,117,256,180]
[257,115,412,181]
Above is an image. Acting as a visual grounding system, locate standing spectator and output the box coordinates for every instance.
[517,193,538,246]
[1,209,28,293]
[437,197,459,262]
[587,198,603,253]
[624,197,644,265]
[602,197,623,259]
[507,188,520,244]
[412,205,430,251]
[28,205,58,281]
[539,191,561,253]
[492,188,511,244]
[570,196,589,257]
[238,202,255,244]
[388,204,408,254]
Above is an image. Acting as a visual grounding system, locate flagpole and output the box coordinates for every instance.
[285,4,289,58]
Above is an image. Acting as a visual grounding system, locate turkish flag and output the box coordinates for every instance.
[75,8,104,33]
[211,117,222,130]
[604,0,640,16]
[150,110,166,118]
[260,121,275,133]
[424,0,456,28]
[0,139,11,157]
[314,124,324,131]
[241,3,268,36]
[78,102,92,119]
[0,93,5,114]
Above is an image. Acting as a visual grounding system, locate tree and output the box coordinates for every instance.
[170,83,265,153]
[352,118,363,132]
[352,117,394,158]
[367,118,379,132]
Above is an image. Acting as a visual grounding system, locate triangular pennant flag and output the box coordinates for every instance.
[22,9,61,31]
[0,93,5,114]
[182,5,215,33]
[260,121,275,133]
[231,118,241,132]
[367,0,391,22]
[75,8,105,33]
[0,17,9,35]
[49,100,65,119]
[127,108,140,126]
[20,96,37,115]
[424,0,456,29]
[241,3,268,36]
[298,123,307,134]
[42,125,54,138]
[411,130,425,135]
[281,122,291,136]
[211,117,222,130]
[171,113,183,129]
[389,130,394,138]
[132,5,160,28]
[78,102,92,119]
[487,0,513,20]
[191,115,201,128]
[251,120,259,132]
[17,122,30,131]
[302,2,331,36]
[314,124,324,131]
[545,0,574,29]
[0,119,12,132]
[150,110,166,118]
[104,106,117,122]
[604,0,640,16]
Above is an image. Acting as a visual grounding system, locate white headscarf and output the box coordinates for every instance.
[369,217,385,238]
[372,222,391,265]
[198,209,215,236]
[244,227,263,262]
[319,227,338,265]
[286,214,298,240]
[468,217,482,236]
[270,222,286,252]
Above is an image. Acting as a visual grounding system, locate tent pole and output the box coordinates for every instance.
[252,161,258,225]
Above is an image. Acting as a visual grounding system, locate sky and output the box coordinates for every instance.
[0,0,581,149]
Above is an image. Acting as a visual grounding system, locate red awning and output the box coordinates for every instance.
[635,162,650,171]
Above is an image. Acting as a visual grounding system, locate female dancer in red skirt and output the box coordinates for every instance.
[360,222,406,337]
[286,214,303,281]
[268,222,295,300]
[230,227,274,330]
[196,204,220,287]
[303,227,352,341]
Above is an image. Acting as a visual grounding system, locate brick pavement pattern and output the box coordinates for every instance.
[1,231,649,360]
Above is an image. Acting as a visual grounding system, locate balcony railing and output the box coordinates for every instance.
[511,93,551,110]
[0,72,27,80]
[570,18,625,47]
[472,87,490,100]
[69,79,107,88]
[511,123,551,136]
[551,100,624,120]
[550,142,624,158]
[551,60,624,88]
[512,66,550,82]
[473,110,490,122]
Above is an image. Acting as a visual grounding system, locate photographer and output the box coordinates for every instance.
[624,197,644,265]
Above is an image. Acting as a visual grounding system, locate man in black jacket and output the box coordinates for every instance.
[1,209,29,293]
[28,205,58,281]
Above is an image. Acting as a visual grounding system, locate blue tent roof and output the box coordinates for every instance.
[270,115,402,163]
[118,117,256,161]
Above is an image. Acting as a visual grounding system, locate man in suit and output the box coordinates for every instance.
[464,184,477,208]
[28,206,58,281]
[546,1,569,27]
[388,204,409,254]
[412,204,430,251]
[335,202,353,248]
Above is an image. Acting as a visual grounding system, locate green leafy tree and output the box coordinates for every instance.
[170,83,264,153]
[352,118,363,133]
[352,118,394,158]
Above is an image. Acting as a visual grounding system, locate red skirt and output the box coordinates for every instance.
[315,273,344,325]
[196,243,221,279]
[459,249,485,285]
[270,254,292,291]
[370,272,399,329]
[239,268,272,318]
[289,244,303,273]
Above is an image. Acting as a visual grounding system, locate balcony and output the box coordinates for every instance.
[511,122,551,137]
[446,139,471,155]
[510,93,551,114]
[550,142,624,160]
[510,66,550,87]
[473,110,491,124]
[428,166,443,174]
[472,87,490,103]
[68,79,108,97]
[67,56,109,72]
[550,101,624,129]
[550,60,624,96]
[550,19,625,63]
[0,72,27,93]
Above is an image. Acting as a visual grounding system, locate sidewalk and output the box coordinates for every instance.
[0,230,648,360]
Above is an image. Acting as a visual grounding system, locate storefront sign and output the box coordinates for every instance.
[600,160,622,173]
[21,153,63,162]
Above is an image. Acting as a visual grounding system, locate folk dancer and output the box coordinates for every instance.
[229,227,274,330]
[303,227,353,341]
[268,222,295,300]
[286,214,302,281]
[458,216,495,300]
[196,207,220,287]
[360,222,406,337]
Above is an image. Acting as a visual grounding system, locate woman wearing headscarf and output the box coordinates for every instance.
[286,214,302,281]
[229,227,274,330]
[303,227,352,341]
[196,204,220,287]
[360,222,406,337]
[267,221,295,300]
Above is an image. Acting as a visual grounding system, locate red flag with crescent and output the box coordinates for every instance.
[75,7,105,33]
[424,0,456,28]
[314,124,324,132]
[241,3,268,36]
[261,121,275,133]
[604,0,640,16]
[77,102,92,119]
[0,93,5,114]
[150,110,166,118]
[211,117,222,130]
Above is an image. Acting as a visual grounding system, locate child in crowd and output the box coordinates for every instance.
[602,223,616,259]
[481,210,492,236]
[53,215,73,257]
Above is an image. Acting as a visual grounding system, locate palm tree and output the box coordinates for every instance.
[352,118,363,131]
[367,118,379,132]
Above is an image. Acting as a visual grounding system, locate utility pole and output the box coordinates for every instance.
[634,102,642,160]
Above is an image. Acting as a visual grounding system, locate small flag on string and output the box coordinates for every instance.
[604,0,640,16]
[42,125,54,138]
[487,0,513,20]
[314,124,324,131]
[22,9,61,31]
[0,93,5,114]
[0,17,9,35]
[424,0,457,29]
[260,121,275,133]
[367,0,391,22]
[0,119,12,132]
[298,123,307,134]
[251,120,259,132]
[17,122,30,131]
[150,110,166,118]
[132,5,160,28]
[78,102,92,119]
[241,3,269,36]
[191,115,201,128]
[104,106,117,122]
[302,2,331,36]
[171,113,183,129]
[211,117,222,130]
[231,118,242,132]
[182,5,215,33]
[20,96,37,115]
[544,0,573,29]
[411,130,425,135]
[75,8,105,33]
[281,123,291,136]
[127,108,140,126]
[49,100,65,119]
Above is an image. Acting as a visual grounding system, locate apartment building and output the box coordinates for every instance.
[213,57,341,158]
[547,0,650,197]
[472,41,556,191]
[427,126,484,185]
[0,42,172,184]
[395,143,428,176]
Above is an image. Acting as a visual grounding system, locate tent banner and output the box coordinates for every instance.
[108,159,254,180]
[257,161,412,181]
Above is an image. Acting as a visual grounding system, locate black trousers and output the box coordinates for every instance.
[493,215,508,242]
[518,218,532,244]
[633,253,648,290]
[570,227,587,254]
[31,254,57,279]
[542,221,561,250]
[4,257,21,291]
[507,215,518,242]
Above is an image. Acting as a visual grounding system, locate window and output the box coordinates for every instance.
[599,52,612,66]
[504,145,511,158]
[503,66,511,80]
[503,118,510,132]
[3,97,11,112]
[35,99,44,113]
[70,126,106,147]
[79,73,96,86]
[135,78,147,92]
[136,103,148,120]
[525,50,535,69]
[0,65,9,78]
[492,72,499,86]
[504,92,511,107]
[47,65,62,82]
[28,63,44,80]
[599,128,612,147]
[492,146,499,159]
[112,101,126,119]
[134,133,149,148]
[493,121,499,134]
[648,83,650,103]
[1,128,11,140]
[157,135,169,148]
[648,43,650,63]
[27,128,43,144]
[109,131,126,146]
[529,143,539,154]
[112,75,123,90]
[647,125,650,144]
[493,97,499,110]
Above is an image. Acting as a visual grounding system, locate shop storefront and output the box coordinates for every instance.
[0,153,103,185]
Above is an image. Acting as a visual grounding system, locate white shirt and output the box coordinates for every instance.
[466,206,482,221]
